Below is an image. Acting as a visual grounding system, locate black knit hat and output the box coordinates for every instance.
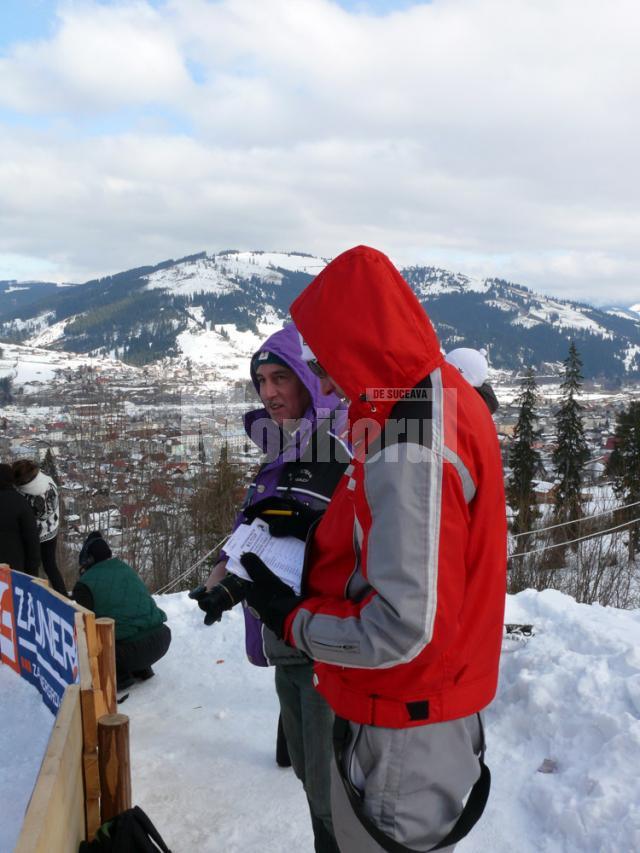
[89,538,112,565]
[79,531,111,569]
[251,350,289,376]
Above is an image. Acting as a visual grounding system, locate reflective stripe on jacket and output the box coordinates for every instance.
[287,246,507,728]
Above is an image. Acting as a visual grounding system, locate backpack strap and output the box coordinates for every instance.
[131,806,172,852]
[333,715,491,852]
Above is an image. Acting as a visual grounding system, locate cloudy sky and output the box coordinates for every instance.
[0,0,638,305]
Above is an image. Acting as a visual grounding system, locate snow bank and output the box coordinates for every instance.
[119,588,640,852]
[0,667,54,852]
[128,598,314,851]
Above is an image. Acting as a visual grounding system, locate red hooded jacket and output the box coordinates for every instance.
[286,245,507,728]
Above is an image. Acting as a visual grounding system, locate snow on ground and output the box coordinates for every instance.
[3,588,640,851]
[0,667,54,852]
[176,317,284,381]
[115,588,640,853]
[0,342,139,390]
[27,316,75,348]
[1,311,55,338]
[623,344,640,372]
[512,301,613,338]
[145,252,327,297]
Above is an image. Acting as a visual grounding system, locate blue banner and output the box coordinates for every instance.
[1,569,79,715]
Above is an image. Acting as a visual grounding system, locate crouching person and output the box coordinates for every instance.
[73,532,171,690]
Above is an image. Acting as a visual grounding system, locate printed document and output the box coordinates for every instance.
[224,519,305,594]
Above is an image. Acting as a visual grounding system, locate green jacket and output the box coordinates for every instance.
[75,557,167,642]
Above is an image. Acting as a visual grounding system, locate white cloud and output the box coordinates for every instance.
[0,0,639,304]
[0,1,192,112]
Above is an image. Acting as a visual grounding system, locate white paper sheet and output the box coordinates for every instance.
[224,519,305,594]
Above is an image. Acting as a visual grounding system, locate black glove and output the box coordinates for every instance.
[241,553,301,638]
[188,575,251,626]
[243,496,323,541]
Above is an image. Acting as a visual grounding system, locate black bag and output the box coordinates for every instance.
[79,806,171,852]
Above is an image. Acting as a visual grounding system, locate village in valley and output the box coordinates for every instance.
[1,334,639,599]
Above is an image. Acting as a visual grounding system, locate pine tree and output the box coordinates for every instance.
[0,375,13,405]
[552,342,589,521]
[508,369,542,534]
[606,401,640,558]
[41,446,61,486]
[198,423,206,466]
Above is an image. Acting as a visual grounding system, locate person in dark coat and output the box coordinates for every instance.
[73,532,171,691]
[0,462,41,573]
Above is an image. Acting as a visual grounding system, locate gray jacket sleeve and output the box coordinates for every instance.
[291,442,463,669]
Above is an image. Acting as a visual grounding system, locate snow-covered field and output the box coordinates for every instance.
[0,668,54,852]
[175,317,283,381]
[0,341,138,389]
[3,588,640,852]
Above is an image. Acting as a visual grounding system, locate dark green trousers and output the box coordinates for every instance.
[275,662,340,853]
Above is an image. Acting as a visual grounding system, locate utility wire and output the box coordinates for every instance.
[154,534,230,595]
[511,498,640,538]
[509,515,640,559]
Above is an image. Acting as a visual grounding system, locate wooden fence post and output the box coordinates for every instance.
[80,689,101,840]
[95,618,117,716]
[98,714,132,823]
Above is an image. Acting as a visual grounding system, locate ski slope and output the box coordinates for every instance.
[3,588,640,852]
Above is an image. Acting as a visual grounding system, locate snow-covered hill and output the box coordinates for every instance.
[1,249,640,377]
[175,315,283,381]
[0,341,138,390]
[145,251,328,297]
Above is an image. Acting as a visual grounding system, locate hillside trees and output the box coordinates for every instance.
[189,442,248,584]
[552,342,589,523]
[606,401,640,559]
[0,375,13,405]
[508,368,542,535]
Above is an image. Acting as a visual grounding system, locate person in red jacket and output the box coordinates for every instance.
[241,246,507,852]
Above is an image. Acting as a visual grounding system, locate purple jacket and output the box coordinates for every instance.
[224,323,348,667]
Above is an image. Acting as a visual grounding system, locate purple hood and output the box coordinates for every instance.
[243,322,342,457]
[229,323,346,668]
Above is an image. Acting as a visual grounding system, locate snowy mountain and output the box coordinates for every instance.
[1,250,639,378]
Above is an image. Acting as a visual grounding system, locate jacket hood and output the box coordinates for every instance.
[290,246,444,422]
[243,322,342,450]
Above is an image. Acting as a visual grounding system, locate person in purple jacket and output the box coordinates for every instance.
[190,323,349,853]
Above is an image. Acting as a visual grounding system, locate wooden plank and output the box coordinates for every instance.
[80,688,98,753]
[83,611,102,689]
[74,611,93,692]
[95,618,117,715]
[80,687,101,840]
[15,685,86,853]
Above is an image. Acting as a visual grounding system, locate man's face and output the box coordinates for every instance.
[256,363,311,425]
[320,374,348,401]
[306,357,348,402]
